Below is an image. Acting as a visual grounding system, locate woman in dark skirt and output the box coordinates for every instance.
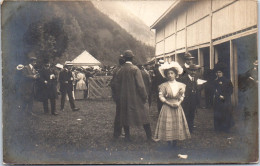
[213,63,234,132]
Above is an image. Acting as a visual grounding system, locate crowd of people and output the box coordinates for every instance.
[110,50,243,148]
[14,57,121,116]
[14,49,258,149]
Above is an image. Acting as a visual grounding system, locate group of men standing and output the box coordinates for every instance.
[17,56,80,116]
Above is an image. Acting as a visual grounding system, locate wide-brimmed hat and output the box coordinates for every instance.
[187,64,200,70]
[214,62,227,73]
[253,60,258,66]
[123,50,134,58]
[55,63,63,69]
[184,52,194,59]
[159,61,183,78]
[16,64,24,71]
[29,56,37,61]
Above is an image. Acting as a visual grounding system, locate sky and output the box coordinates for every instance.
[118,1,175,26]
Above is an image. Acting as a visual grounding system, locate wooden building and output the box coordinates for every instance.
[150,0,258,106]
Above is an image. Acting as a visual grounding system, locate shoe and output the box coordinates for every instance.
[112,136,119,142]
[124,137,132,142]
[52,112,59,116]
[171,141,177,147]
[72,108,80,111]
[147,138,156,144]
[30,112,37,116]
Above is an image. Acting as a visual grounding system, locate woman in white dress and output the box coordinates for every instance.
[154,61,191,147]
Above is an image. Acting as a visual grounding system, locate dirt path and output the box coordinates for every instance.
[3,99,258,164]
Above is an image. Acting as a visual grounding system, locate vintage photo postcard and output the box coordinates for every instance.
[2,0,259,164]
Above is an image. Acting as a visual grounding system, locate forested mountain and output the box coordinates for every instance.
[92,1,155,46]
[2,1,155,67]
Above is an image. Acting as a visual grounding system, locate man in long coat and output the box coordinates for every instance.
[115,50,153,142]
[179,64,201,133]
[20,56,39,115]
[38,61,58,115]
[59,62,80,112]
[110,55,125,139]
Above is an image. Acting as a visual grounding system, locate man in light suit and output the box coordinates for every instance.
[20,56,39,115]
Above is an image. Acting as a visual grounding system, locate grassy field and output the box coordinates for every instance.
[3,96,258,164]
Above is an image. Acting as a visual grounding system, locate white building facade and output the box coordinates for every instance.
[151,0,258,105]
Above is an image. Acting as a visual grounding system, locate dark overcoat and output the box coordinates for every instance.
[59,69,74,93]
[140,69,152,106]
[181,65,189,77]
[179,75,200,108]
[20,65,37,101]
[38,68,58,101]
[152,67,166,92]
[115,63,150,126]
[110,66,121,102]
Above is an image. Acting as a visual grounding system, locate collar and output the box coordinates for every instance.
[125,61,132,64]
[188,74,194,81]
[168,80,176,84]
[29,64,33,69]
[184,63,189,68]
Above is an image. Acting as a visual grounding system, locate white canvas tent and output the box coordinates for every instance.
[71,50,101,67]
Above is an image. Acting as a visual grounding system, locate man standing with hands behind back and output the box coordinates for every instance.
[59,61,80,112]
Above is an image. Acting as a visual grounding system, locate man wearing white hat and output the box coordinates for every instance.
[20,56,39,115]
[15,64,25,110]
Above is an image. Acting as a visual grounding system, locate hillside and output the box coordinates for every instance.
[92,1,155,46]
[2,1,155,67]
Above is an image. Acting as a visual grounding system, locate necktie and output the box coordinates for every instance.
[192,77,196,93]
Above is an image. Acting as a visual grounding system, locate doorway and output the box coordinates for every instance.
[214,41,230,78]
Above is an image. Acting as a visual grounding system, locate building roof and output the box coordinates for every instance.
[150,0,184,29]
[71,50,101,66]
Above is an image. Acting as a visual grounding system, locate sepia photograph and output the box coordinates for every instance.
[1,0,259,164]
